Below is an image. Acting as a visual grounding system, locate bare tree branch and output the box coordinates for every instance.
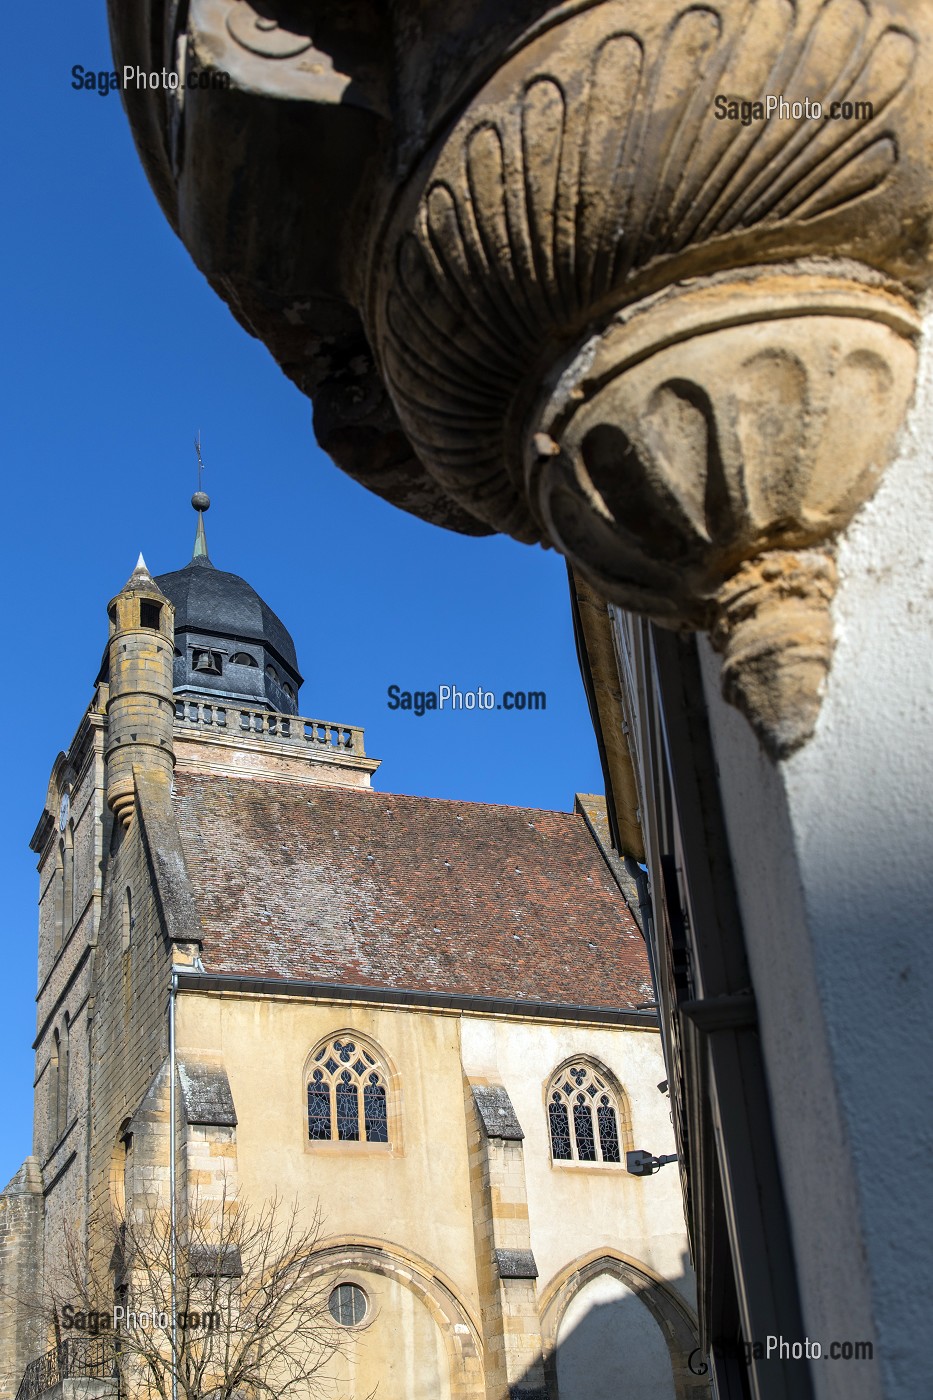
[39,1189,359,1400]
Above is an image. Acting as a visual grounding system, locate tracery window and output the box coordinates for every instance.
[546,1061,624,1164]
[307,1036,390,1144]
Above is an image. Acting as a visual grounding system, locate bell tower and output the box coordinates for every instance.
[104,554,176,827]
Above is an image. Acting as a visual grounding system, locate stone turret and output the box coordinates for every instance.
[104,554,176,827]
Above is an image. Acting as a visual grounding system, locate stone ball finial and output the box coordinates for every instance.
[192,491,210,512]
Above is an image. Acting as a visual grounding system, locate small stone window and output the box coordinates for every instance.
[230,652,258,667]
[546,1060,628,1165]
[328,1283,367,1327]
[49,1018,70,1147]
[140,600,162,631]
[307,1036,391,1145]
[55,824,75,953]
[122,887,133,953]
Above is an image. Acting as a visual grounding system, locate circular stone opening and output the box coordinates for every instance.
[328,1282,368,1328]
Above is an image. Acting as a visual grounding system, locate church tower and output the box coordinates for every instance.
[3,493,699,1400]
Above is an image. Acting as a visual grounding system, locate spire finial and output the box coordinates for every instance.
[191,434,211,563]
[119,551,161,594]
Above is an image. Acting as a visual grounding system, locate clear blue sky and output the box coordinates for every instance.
[0,7,604,1186]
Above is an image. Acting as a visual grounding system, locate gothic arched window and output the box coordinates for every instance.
[49,1030,60,1145]
[546,1061,627,1165]
[307,1036,392,1145]
[122,887,133,953]
[54,825,75,955]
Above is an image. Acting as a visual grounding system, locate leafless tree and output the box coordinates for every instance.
[45,1190,356,1400]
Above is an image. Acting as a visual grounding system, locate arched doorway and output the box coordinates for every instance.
[540,1251,705,1400]
[556,1271,676,1399]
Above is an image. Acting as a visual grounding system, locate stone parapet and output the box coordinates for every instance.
[172,700,379,788]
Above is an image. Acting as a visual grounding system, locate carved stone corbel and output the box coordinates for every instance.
[109,0,933,756]
[367,0,931,757]
[526,271,919,755]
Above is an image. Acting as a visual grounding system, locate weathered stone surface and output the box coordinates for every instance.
[533,275,919,755]
[495,1249,538,1281]
[0,1160,45,1400]
[471,1085,524,1141]
[177,1060,238,1128]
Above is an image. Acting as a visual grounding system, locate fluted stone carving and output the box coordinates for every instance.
[525,273,919,754]
[109,0,933,755]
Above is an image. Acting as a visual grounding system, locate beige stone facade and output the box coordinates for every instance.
[2,546,703,1400]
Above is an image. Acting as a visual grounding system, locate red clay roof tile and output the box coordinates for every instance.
[172,773,652,1010]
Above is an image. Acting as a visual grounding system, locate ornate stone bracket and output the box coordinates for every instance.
[367,0,929,757]
[527,271,919,755]
[109,0,933,756]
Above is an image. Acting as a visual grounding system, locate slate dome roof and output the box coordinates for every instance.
[155,556,300,675]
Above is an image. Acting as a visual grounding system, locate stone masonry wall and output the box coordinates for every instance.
[0,1160,45,1400]
[86,792,175,1265]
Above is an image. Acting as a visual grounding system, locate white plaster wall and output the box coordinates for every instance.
[698,309,933,1400]
[459,1018,694,1309]
[556,1273,676,1400]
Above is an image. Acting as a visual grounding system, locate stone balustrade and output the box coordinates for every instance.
[173,699,365,757]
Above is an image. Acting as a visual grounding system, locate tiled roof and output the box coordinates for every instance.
[171,773,653,1010]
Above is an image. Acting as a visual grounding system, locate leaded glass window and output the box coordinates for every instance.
[573,1095,597,1160]
[306,1037,391,1144]
[548,1094,572,1159]
[307,1070,331,1140]
[328,1283,367,1327]
[363,1075,388,1142]
[336,1072,359,1140]
[546,1061,625,1164]
[597,1095,621,1162]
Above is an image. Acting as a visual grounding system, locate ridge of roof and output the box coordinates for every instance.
[173,767,581,821]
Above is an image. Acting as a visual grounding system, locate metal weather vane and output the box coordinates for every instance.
[194,432,206,492]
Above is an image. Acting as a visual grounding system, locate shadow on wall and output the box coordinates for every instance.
[515,1252,705,1400]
